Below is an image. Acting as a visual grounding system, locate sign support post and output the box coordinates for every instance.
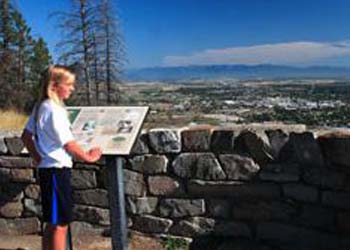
[107,156,128,250]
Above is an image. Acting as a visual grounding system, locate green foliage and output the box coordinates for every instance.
[245,105,350,127]
[27,37,51,109]
[0,1,51,112]
[163,237,190,250]
[192,115,221,126]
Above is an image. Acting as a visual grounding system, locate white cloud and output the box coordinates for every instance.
[163,41,350,66]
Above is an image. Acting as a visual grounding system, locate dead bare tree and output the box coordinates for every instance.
[53,0,125,105]
[52,0,98,105]
[96,0,126,104]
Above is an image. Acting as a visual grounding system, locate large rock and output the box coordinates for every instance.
[126,197,158,214]
[188,180,281,199]
[148,176,183,196]
[73,205,110,226]
[132,215,173,234]
[0,200,23,218]
[170,217,215,237]
[96,160,133,189]
[213,221,251,238]
[0,168,10,183]
[187,236,222,250]
[181,129,211,152]
[219,154,259,180]
[0,217,40,235]
[232,200,296,222]
[70,221,106,236]
[265,129,289,159]
[4,137,24,155]
[96,167,109,189]
[73,189,109,208]
[23,198,42,217]
[0,156,33,168]
[123,169,146,196]
[129,154,168,174]
[172,153,226,180]
[159,199,205,217]
[24,184,40,199]
[318,135,350,168]
[337,212,350,235]
[71,169,97,189]
[234,130,274,165]
[207,199,230,219]
[283,184,318,203]
[148,129,181,153]
[322,191,350,209]
[257,222,341,249]
[172,153,196,178]
[10,168,34,183]
[196,154,226,180]
[259,163,300,182]
[130,133,150,155]
[0,182,24,202]
[211,130,235,153]
[295,205,335,232]
[280,132,324,167]
[303,167,350,191]
[0,137,7,154]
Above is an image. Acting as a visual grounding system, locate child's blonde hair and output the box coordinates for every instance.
[38,65,76,106]
[33,65,75,127]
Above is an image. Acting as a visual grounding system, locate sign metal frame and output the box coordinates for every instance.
[67,106,149,250]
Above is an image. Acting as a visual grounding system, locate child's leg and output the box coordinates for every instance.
[51,224,68,250]
[42,224,68,250]
[40,168,72,250]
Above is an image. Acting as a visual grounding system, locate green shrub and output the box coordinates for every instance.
[163,237,190,250]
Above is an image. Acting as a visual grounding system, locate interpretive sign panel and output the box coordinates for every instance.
[66,106,149,155]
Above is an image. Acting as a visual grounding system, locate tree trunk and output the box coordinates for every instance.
[79,0,91,105]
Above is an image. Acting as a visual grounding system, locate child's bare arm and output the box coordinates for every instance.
[21,129,41,164]
[64,141,102,163]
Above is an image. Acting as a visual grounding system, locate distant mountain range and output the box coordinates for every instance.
[125,64,350,81]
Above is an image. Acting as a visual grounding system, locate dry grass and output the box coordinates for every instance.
[0,109,28,131]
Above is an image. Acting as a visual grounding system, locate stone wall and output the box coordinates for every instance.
[1,126,350,250]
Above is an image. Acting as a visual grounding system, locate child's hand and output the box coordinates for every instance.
[87,147,102,162]
[33,153,41,165]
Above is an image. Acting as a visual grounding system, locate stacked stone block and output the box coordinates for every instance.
[1,127,350,250]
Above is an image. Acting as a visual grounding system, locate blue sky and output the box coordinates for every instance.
[18,0,350,69]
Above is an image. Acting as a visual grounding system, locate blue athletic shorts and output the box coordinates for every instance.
[39,168,72,225]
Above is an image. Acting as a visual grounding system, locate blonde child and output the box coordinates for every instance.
[21,65,102,250]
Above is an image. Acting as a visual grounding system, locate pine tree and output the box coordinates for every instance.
[27,37,51,108]
[0,0,15,108]
[0,0,12,53]
[0,1,52,111]
[12,10,33,85]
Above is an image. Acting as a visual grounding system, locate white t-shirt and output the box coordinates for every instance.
[25,99,74,168]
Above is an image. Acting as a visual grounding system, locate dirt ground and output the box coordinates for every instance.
[0,233,165,250]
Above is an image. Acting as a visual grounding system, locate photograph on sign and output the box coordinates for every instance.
[67,106,149,155]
